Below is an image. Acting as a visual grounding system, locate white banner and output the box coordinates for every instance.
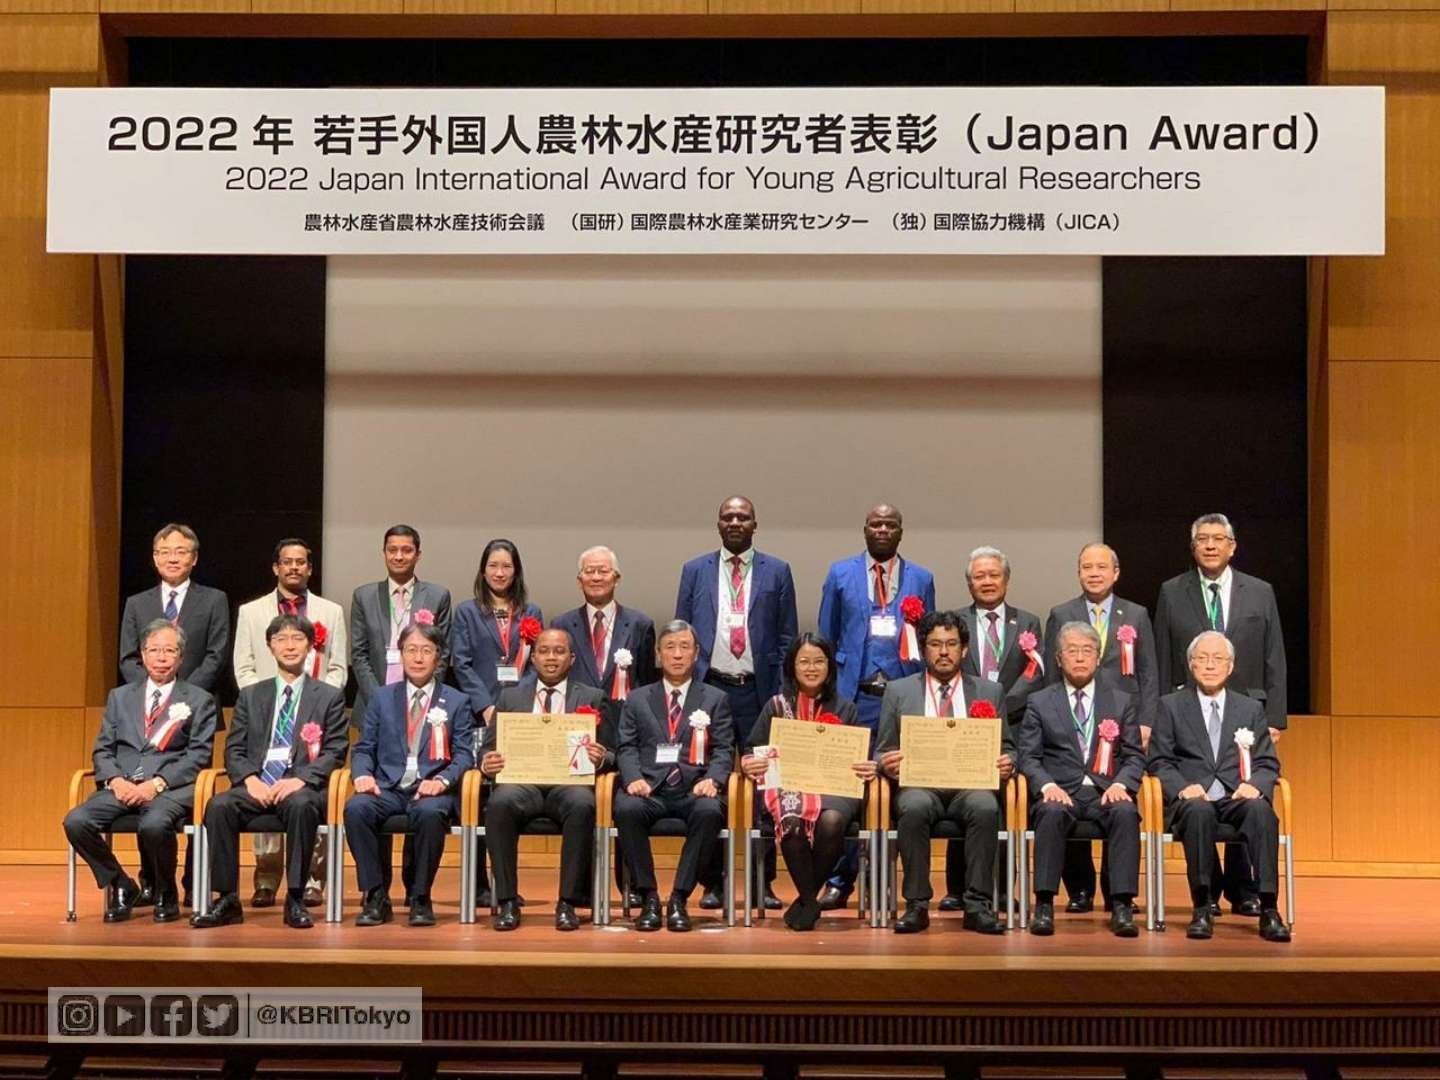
[47,85,1383,256]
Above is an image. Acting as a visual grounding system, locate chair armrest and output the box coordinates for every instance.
[863,775,880,832]
[1275,777,1292,836]
[69,768,96,811]
[192,768,225,828]
[878,774,893,831]
[596,772,617,828]
[459,769,483,828]
[738,774,756,834]
[1140,775,1161,834]
[1014,774,1029,834]
[330,768,353,826]
[726,771,742,830]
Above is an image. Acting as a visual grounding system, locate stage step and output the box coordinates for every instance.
[253,1061,403,1078]
[0,1054,48,1078]
[1338,1070,1440,1079]
[437,1065,582,1078]
[617,1067,762,1079]
[1161,1071,1305,1079]
[76,1058,225,1078]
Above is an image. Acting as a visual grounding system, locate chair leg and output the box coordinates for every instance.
[743,831,753,929]
[724,830,735,928]
[459,826,473,926]
[193,826,208,919]
[1005,831,1015,929]
[66,845,77,923]
[1155,835,1169,932]
[857,836,868,922]
[1019,830,1031,930]
[1283,834,1296,929]
[329,825,345,923]
[1143,832,1154,932]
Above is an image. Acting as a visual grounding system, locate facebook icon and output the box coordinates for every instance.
[149,995,193,1038]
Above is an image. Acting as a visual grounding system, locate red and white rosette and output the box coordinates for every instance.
[300,721,323,762]
[310,622,329,679]
[1018,629,1044,680]
[898,596,925,662]
[688,709,711,766]
[1114,623,1137,677]
[150,701,191,751]
[426,706,450,762]
[1093,717,1120,776]
[515,616,542,674]
[1233,727,1255,782]
[610,647,633,701]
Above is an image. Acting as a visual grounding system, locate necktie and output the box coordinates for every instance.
[384,587,407,684]
[982,611,1001,677]
[144,688,163,740]
[665,688,683,786]
[279,594,301,618]
[1208,582,1226,633]
[1073,688,1090,756]
[401,688,426,787]
[261,685,295,785]
[1206,699,1226,799]
[1091,604,1109,652]
[872,562,888,608]
[163,589,179,623]
[728,556,747,658]
[591,610,607,674]
[541,686,556,713]
[936,681,954,718]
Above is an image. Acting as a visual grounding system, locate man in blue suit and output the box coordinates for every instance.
[344,621,474,928]
[815,503,934,909]
[675,495,797,909]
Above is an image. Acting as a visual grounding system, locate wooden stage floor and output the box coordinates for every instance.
[5,867,1440,1072]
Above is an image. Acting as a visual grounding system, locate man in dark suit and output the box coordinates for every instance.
[190,614,350,931]
[940,545,1046,911]
[64,619,218,923]
[552,545,657,701]
[349,524,453,725]
[1043,541,1159,913]
[481,629,611,932]
[1148,631,1290,943]
[1019,621,1144,938]
[615,619,735,933]
[875,610,1011,935]
[675,495,795,909]
[344,622,474,928]
[118,523,229,694]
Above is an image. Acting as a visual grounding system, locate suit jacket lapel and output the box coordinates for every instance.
[124,681,147,750]
[287,678,319,763]
[1187,572,1212,630]
[607,606,636,683]
[997,610,1021,669]
[568,608,601,686]
[1228,573,1248,624]
[650,682,673,742]
[699,553,720,634]
[1183,692,1217,766]
[252,679,278,763]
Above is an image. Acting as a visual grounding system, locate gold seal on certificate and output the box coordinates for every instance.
[766,718,871,799]
[897,715,1002,790]
[495,712,598,786]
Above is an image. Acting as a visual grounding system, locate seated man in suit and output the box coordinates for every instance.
[480,629,611,932]
[875,610,1010,935]
[191,614,350,930]
[1148,630,1290,943]
[344,621,474,928]
[615,619,735,933]
[1018,622,1144,938]
[64,620,218,923]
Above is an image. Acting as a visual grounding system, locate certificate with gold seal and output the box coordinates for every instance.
[766,718,871,799]
[495,712,598,786]
[897,715,1001,790]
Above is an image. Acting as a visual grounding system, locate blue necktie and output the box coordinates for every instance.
[261,686,295,785]
[163,589,179,623]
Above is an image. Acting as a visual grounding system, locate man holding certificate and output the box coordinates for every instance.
[615,619,735,933]
[480,629,611,932]
[1017,621,1145,938]
[875,610,1011,935]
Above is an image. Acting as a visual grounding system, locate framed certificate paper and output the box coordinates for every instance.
[766,719,871,799]
[897,715,1001,790]
[495,712,598,786]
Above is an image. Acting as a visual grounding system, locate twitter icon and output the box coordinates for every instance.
[196,995,240,1037]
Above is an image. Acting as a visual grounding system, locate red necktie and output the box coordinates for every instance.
[591,610,607,674]
[728,556,747,658]
[936,681,954,718]
[666,688,683,786]
[873,562,888,608]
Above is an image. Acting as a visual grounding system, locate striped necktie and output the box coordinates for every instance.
[260,685,295,785]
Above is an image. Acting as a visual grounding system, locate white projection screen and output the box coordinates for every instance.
[323,254,1101,630]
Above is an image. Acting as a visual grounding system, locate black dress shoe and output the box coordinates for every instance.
[190,893,244,929]
[1258,909,1292,943]
[963,908,1006,935]
[284,897,314,929]
[1209,902,1223,918]
[408,895,436,927]
[1029,901,1055,936]
[133,884,156,909]
[937,894,963,912]
[1232,897,1264,917]
[1110,900,1139,938]
[104,879,142,923]
[1187,905,1215,939]
[698,889,723,911]
[894,902,929,934]
[250,887,277,908]
[762,888,783,911]
[1065,889,1094,914]
[355,888,393,927]
[302,886,324,909]
[817,884,851,911]
[791,898,822,931]
[625,889,645,910]
[153,894,182,923]
[665,897,692,932]
[634,893,662,932]
[493,899,521,932]
[555,901,580,932]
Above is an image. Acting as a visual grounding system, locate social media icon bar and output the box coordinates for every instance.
[150,995,193,1038]
[102,995,146,1038]
[195,995,240,1037]
[55,994,99,1037]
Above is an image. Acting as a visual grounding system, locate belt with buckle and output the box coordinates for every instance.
[858,679,888,697]
[706,670,754,688]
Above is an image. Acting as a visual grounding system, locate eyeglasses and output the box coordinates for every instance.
[1191,653,1231,665]
[402,645,438,658]
[276,558,309,569]
[270,633,310,646]
[153,547,194,558]
[1060,645,1100,657]
[142,645,181,657]
[794,658,829,669]
[1193,534,1233,546]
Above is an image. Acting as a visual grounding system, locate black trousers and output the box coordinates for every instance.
[1169,795,1279,905]
[614,785,725,899]
[895,787,999,911]
[64,787,191,892]
[202,785,324,896]
[343,789,457,897]
[485,783,595,906]
[1031,788,1140,899]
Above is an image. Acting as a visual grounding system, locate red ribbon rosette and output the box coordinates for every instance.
[967,699,998,719]
[1094,717,1120,776]
[1114,623,1137,677]
[514,616,543,673]
[299,721,323,762]
[309,622,328,678]
[576,704,602,725]
[897,596,925,662]
[816,711,844,726]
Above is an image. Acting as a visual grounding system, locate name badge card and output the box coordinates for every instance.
[870,614,898,638]
[496,665,520,684]
[386,648,401,665]
[656,743,681,764]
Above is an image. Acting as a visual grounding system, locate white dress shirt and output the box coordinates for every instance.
[1197,687,1228,799]
[709,548,755,676]
[1198,565,1233,627]
[159,578,191,617]
[533,679,569,714]
[866,555,898,605]
[975,602,1008,679]
[585,601,618,667]
[923,672,967,717]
